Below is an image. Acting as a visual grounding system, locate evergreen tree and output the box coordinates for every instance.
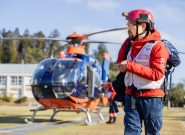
[1,30,12,63]
[12,28,22,63]
[14,28,20,36]
[93,43,119,80]
[32,31,47,62]
[93,43,108,63]
[109,62,119,80]
[0,38,2,63]
[23,29,30,37]
[170,83,185,107]
[21,29,32,63]
[9,39,18,63]
[48,29,61,57]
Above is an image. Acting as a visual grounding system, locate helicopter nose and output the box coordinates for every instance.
[53,82,75,98]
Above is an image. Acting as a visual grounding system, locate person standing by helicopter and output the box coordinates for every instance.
[117,9,169,134]
[102,83,119,124]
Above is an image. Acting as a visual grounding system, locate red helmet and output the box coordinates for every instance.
[122,9,154,28]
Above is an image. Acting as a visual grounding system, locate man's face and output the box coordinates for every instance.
[127,21,145,39]
[127,21,137,38]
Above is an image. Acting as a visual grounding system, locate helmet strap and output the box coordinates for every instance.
[131,23,150,40]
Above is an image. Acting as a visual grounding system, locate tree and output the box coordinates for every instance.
[109,62,119,80]
[48,29,61,57]
[93,43,108,63]
[93,43,120,80]
[170,83,185,107]
[23,29,30,37]
[34,31,46,60]
[0,39,2,63]
[14,28,20,36]
[9,39,17,63]
[1,30,14,63]
[21,29,32,63]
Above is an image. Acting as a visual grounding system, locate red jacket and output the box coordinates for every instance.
[117,29,169,97]
[102,83,116,100]
[108,84,116,100]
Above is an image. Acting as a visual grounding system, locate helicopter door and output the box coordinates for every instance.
[87,66,95,98]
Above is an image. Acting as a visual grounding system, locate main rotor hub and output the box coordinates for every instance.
[66,33,87,45]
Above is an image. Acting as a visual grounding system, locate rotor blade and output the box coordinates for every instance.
[0,37,68,42]
[86,27,127,37]
[178,51,185,55]
[83,40,121,45]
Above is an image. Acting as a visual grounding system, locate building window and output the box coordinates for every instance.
[11,76,22,86]
[0,76,7,86]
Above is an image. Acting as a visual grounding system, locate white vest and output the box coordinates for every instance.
[124,42,165,90]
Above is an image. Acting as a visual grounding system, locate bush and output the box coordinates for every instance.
[170,83,185,107]
[14,96,28,104]
[0,93,13,102]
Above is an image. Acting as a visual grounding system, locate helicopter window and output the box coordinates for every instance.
[34,59,56,73]
[51,59,86,98]
[88,57,101,75]
[87,57,102,88]
[32,59,56,85]
[52,59,85,85]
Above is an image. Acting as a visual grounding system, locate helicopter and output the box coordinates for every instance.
[0,27,127,124]
[1,27,183,125]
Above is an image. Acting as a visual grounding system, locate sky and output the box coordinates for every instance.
[0,0,185,84]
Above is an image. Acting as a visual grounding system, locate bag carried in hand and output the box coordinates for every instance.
[112,72,126,102]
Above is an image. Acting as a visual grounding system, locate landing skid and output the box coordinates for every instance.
[81,108,106,125]
[25,102,62,123]
[25,103,106,125]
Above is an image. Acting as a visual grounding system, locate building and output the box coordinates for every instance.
[0,64,37,99]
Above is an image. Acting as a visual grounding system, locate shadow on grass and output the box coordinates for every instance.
[0,115,64,124]
[53,120,80,125]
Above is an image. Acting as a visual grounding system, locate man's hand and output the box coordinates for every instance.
[118,60,128,72]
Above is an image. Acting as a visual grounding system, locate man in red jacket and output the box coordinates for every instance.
[117,9,169,135]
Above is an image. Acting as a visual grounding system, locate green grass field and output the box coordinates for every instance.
[0,105,185,135]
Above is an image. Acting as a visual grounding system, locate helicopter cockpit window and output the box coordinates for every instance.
[31,58,56,99]
[32,58,56,85]
[52,59,86,98]
[52,59,85,84]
